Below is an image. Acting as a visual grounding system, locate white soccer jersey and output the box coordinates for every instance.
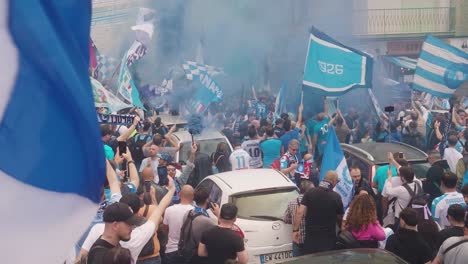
[229,148,251,171]
[432,191,466,229]
[241,139,263,168]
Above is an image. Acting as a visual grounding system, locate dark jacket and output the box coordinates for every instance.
[354,178,374,197]
[385,228,433,264]
[211,151,231,172]
[187,152,213,188]
[423,159,449,206]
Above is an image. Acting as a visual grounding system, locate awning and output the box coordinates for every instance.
[384,56,417,70]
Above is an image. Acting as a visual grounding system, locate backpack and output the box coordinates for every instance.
[178,210,204,261]
[402,182,429,208]
[336,230,360,249]
[138,205,156,258]
[128,134,151,163]
[401,182,434,221]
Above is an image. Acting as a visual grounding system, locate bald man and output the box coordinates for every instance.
[162,185,195,264]
[293,170,343,254]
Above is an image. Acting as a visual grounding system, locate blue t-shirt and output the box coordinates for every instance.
[373,165,398,194]
[313,118,330,155]
[260,138,282,168]
[253,101,268,120]
[280,128,300,152]
[306,119,317,139]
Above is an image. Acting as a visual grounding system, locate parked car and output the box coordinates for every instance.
[277,248,408,264]
[341,142,430,186]
[196,169,299,264]
[170,130,233,164]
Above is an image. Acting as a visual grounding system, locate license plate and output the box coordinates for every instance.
[260,250,293,263]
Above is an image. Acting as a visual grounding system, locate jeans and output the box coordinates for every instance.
[165,251,183,264]
[136,256,161,264]
[292,242,304,257]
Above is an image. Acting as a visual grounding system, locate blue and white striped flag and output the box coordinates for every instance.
[413,35,468,98]
[319,127,354,208]
[0,1,105,263]
[182,60,224,80]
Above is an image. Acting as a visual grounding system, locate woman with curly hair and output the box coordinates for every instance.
[345,194,386,248]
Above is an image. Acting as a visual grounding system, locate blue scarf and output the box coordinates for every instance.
[193,206,209,217]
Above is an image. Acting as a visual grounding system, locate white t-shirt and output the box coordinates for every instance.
[383,177,423,218]
[82,221,155,264]
[229,148,251,170]
[431,191,466,229]
[163,203,194,253]
[241,139,263,168]
[443,147,463,173]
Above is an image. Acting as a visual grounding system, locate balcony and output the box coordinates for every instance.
[353,7,456,38]
[91,0,137,28]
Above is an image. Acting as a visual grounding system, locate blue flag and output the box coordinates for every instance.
[319,126,354,208]
[0,1,105,263]
[118,52,145,109]
[303,27,373,96]
[188,74,224,113]
[413,35,468,98]
[275,81,287,117]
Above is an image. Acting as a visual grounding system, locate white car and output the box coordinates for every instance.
[170,130,233,164]
[196,169,299,264]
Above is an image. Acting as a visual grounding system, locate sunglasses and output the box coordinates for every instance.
[167,168,176,171]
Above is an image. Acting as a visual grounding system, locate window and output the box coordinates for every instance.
[195,179,222,205]
[231,188,299,221]
[196,179,214,192]
[178,138,231,163]
[209,184,222,205]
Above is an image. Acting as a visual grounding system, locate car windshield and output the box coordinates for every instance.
[179,138,231,163]
[231,188,299,221]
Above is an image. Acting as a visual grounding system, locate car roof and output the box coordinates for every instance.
[206,169,297,194]
[157,112,187,126]
[341,142,427,165]
[171,130,228,143]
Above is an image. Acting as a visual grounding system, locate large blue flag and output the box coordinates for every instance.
[303,27,373,96]
[319,126,354,208]
[0,1,104,263]
[188,74,224,113]
[118,52,146,109]
[413,35,468,98]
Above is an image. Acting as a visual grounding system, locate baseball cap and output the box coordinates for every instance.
[120,193,143,213]
[220,203,238,221]
[103,202,146,226]
[157,153,173,163]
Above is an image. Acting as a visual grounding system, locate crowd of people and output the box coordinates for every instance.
[72,90,468,264]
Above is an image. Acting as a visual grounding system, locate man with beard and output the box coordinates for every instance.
[83,163,176,264]
[349,164,374,197]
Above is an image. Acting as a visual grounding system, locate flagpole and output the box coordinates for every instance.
[300,89,304,105]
